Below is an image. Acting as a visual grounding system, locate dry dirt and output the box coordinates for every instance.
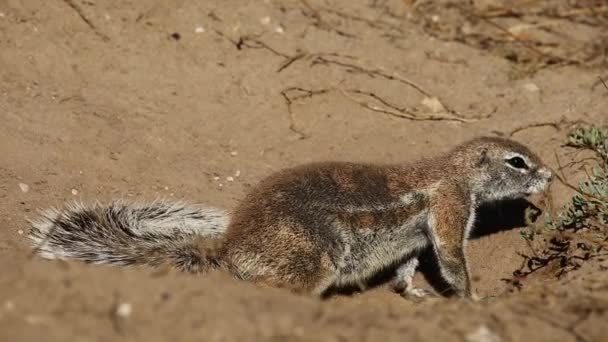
[1,0,608,341]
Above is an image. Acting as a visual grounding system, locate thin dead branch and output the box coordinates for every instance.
[310,55,476,120]
[277,52,307,73]
[509,122,561,137]
[508,118,588,137]
[339,88,474,123]
[312,55,431,97]
[475,16,579,65]
[212,30,290,58]
[559,157,597,173]
[599,76,608,92]
[62,0,110,41]
[554,153,606,205]
[299,0,357,38]
[235,35,291,58]
[280,87,330,139]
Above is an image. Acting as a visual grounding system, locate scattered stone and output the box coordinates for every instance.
[17,230,23,235]
[25,315,45,325]
[274,26,284,34]
[421,96,447,113]
[116,302,132,318]
[71,189,78,195]
[4,300,15,311]
[235,170,241,177]
[523,83,540,92]
[195,26,205,33]
[230,151,238,157]
[18,183,29,193]
[466,325,501,342]
[226,176,234,182]
[260,16,271,25]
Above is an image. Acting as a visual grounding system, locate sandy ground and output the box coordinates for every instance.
[1,0,607,341]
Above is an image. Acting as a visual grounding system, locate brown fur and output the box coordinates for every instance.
[213,137,552,297]
[31,137,553,299]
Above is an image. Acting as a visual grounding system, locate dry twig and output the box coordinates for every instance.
[280,87,330,139]
[476,16,578,65]
[599,76,608,92]
[339,88,473,123]
[62,0,110,41]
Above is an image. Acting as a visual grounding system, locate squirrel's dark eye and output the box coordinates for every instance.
[506,156,528,169]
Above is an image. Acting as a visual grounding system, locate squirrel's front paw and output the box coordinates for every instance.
[469,292,481,302]
[399,287,435,302]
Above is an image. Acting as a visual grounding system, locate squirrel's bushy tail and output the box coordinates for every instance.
[29,201,229,272]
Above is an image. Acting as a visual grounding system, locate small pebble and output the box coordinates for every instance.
[218,183,224,187]
[226,176,234,182]
[230,151,238,157]
[17,230,23,235]
[195,26,205,33]
[431,15,440,22]
[466,325,501,342]
[164,186,169,190]
[274,26,284,34]
[116,303,132,318]
[235,170,241,177]
[18,183,29,193]
[25,315,45,325]
[213,176,220,181]
[523,83,540,92]
[421,96,446,113]
[260,16,271,25]
[0,12,5,18]
[4,300,15,311]
[71,189,78,195]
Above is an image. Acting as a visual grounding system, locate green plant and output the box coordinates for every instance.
[506,127,608,287]
[547,127,608,237]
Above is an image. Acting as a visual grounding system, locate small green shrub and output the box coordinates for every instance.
[546,127,608,237]
[505,127,608,286]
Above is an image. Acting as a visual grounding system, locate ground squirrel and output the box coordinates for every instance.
[30,137,553,299]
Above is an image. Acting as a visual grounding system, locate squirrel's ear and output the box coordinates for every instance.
[475,148,489,167]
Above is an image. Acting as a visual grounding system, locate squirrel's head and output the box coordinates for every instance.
[452,137,553,202]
